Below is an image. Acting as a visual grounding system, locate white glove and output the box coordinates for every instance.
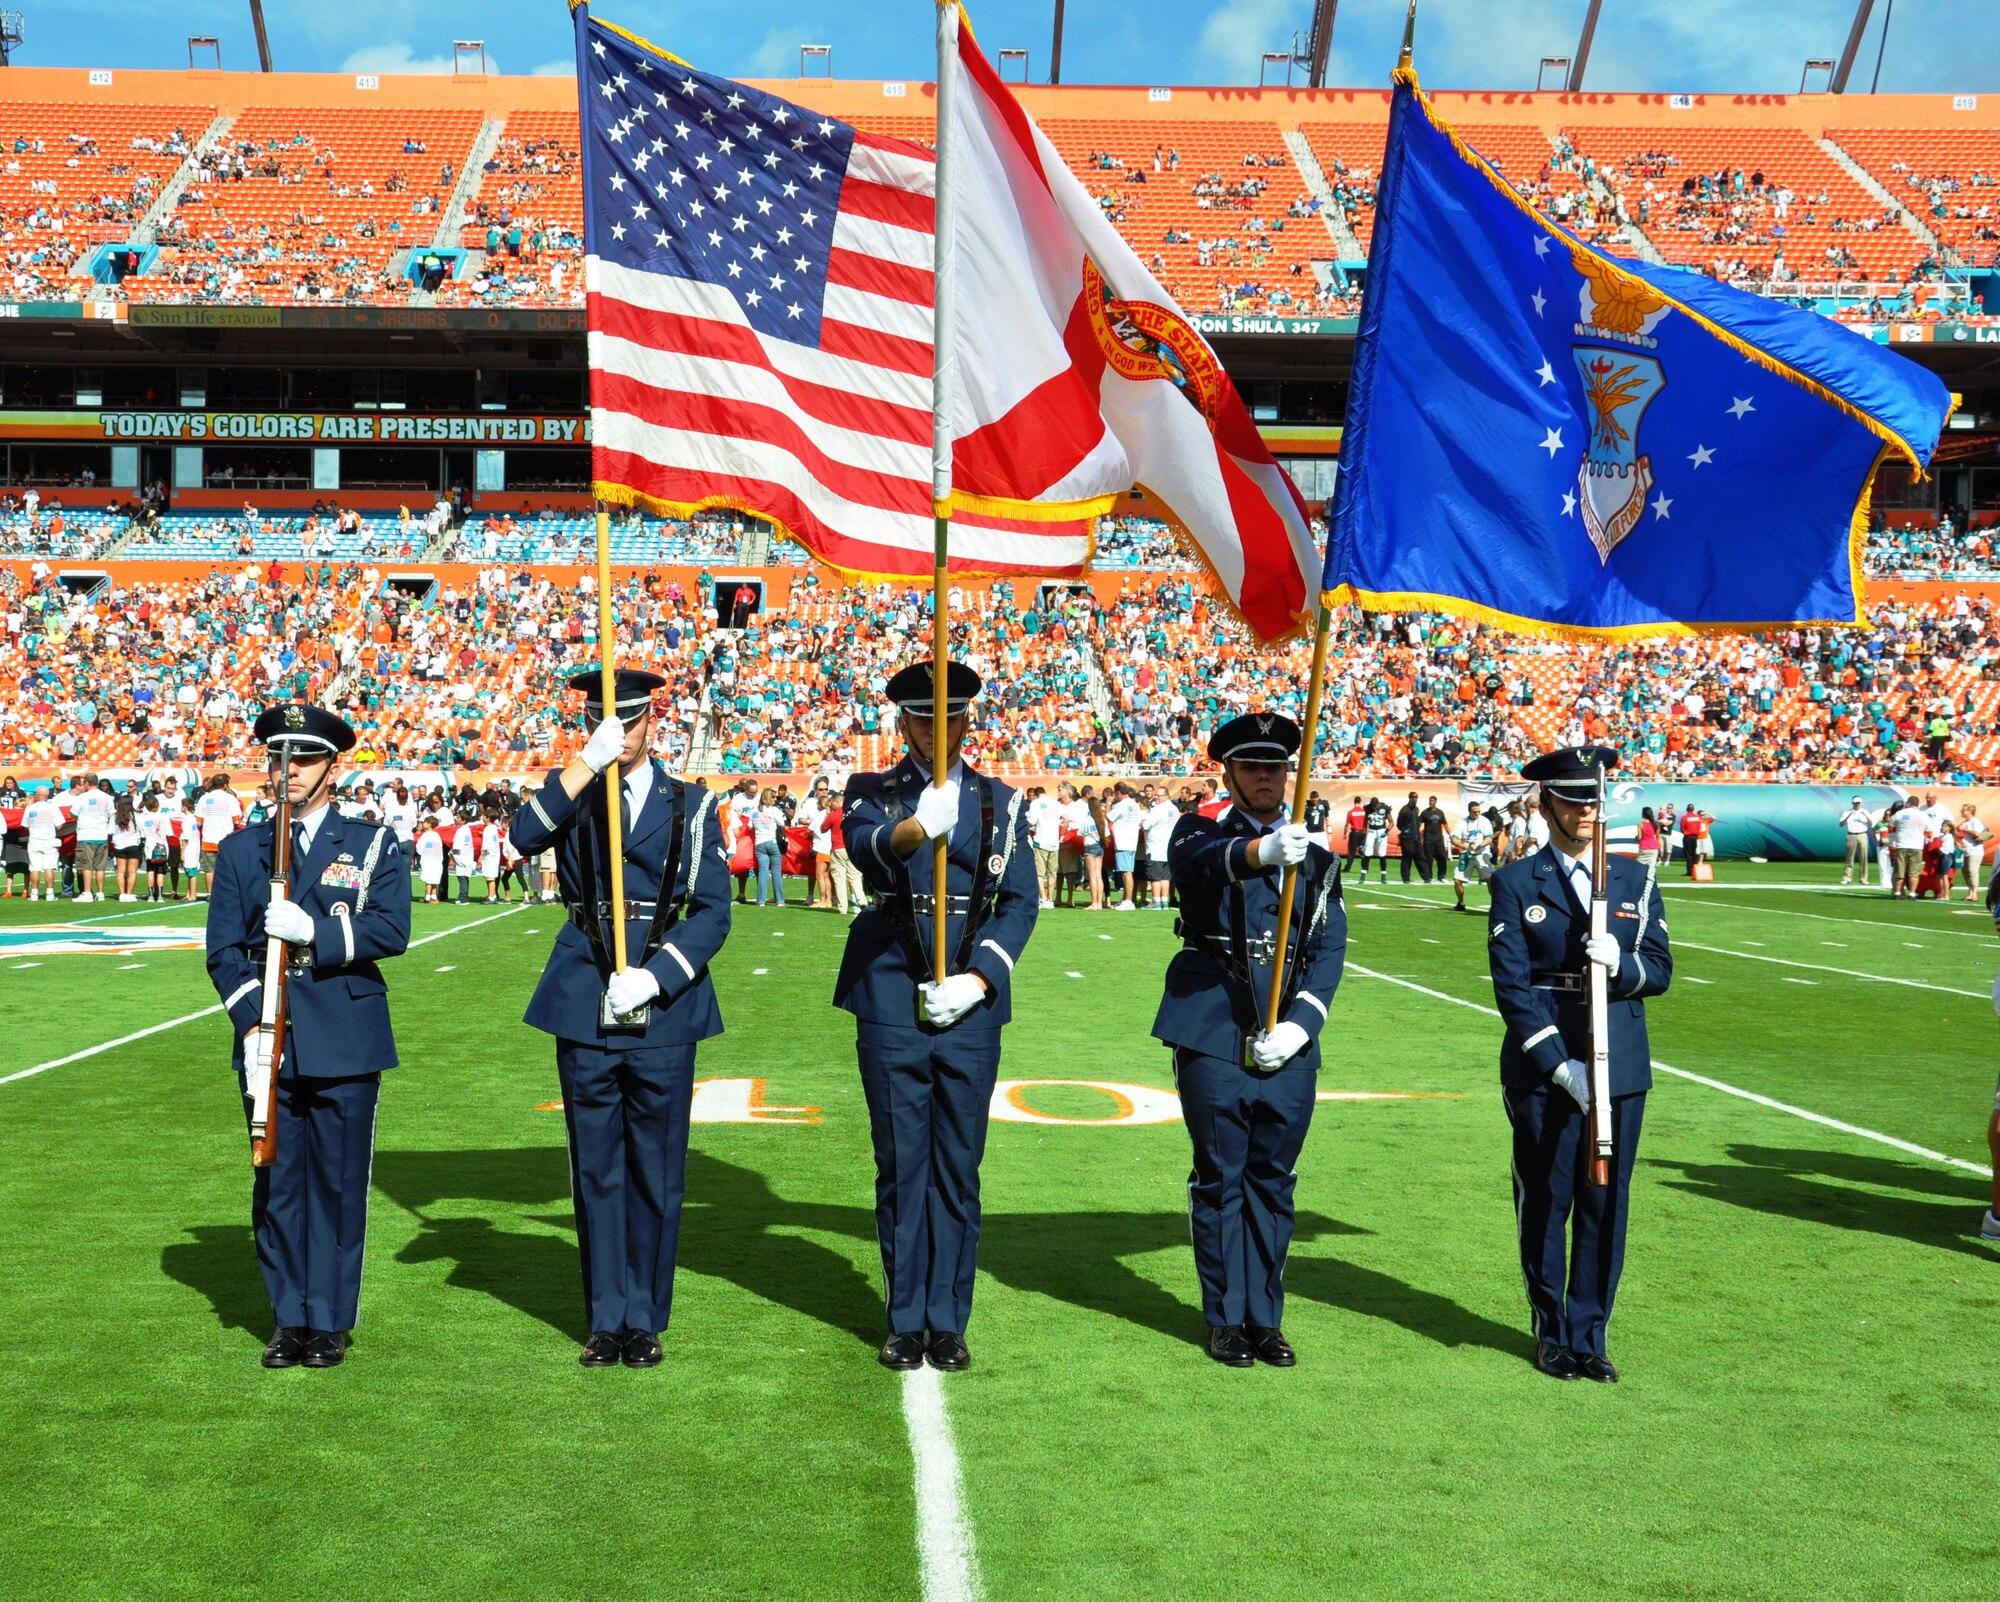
[581,715,626,774]
[1249,1019,1310,1069]
[913,780,961,843]
[241,1028,274,1084]
[1552,1058,1593,1114]
[1258,822,1312,869]
[920,972,986,1028]
[264,895,314,948]
[605,965,661,1017]
[1585,933,1621,972]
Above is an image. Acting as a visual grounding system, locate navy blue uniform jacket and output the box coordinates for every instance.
[205,809,411,1078]
[835,758,1038,1030]
[1153,808,1347,1069]
[509,762,731,1048]
[1486,847,1672,1096]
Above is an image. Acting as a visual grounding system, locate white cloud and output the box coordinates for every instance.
[531,59,577,78]
[745,26,801,79]
[1189,0,1300,86]
[338,42,500,77]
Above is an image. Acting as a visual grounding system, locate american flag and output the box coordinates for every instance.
[576,10,1093,578]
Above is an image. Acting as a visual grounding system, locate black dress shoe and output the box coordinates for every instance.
[1533,1339,1579,1381]
[301,1330,347,1368]
[1206,1325,1256,1367]
[1246,1325,1297,1367]
[1574,1353,1619,1384]
[878,1331,927,1370]
[621,1330,664,1369]
[261,1326,308,1369]
[926,1331,971,1372]
[579,1331,623,1368]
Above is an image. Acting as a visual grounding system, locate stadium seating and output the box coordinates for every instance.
[0,103,211,299]
[1826,126,2000,269]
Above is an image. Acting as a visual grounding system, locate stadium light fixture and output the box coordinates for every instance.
[1537,56,1572,92]
[1259,51,1296,88]
[800,44,831,79]
[997,48,1030,84]
[0,11,21,67]
[187,35,221,71]
[452,41,488,77]
[1800,58,1835,93]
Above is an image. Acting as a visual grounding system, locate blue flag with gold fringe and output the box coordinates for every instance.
[1325,69,1956,638]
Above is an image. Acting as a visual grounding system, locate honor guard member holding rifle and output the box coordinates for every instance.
[1154,713,1346,1368]
[1487,746,1672,1384]
[510,667,734,1370]
[205,704,410,1369]
[837,661,1038,1374]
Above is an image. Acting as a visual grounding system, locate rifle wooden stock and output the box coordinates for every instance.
[249,770,293,1169]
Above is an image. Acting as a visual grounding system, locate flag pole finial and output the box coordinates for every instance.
[1398,0,1418,69]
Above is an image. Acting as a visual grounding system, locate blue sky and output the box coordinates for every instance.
[25,1,1999,94]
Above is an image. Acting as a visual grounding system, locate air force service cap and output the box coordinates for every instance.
[886,659,982,716]
[566,666,666,716]
[1521,744,1619,801]
[1208,711,1302,764]
[252,702,356,755]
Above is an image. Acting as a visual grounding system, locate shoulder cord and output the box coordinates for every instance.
[354,825,389,914]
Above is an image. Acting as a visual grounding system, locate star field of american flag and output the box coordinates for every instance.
[582,22,856,346]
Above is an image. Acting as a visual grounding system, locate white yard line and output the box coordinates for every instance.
[1675,941,1989,1000]
[1346,962,1990,1178]
[1668,895,1996,942]
[0,905,526,1088]
[901,1367,983,1602]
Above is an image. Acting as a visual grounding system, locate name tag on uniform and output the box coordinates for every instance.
[319,862,366,890]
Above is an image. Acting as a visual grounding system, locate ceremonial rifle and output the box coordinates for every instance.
[1584,763,1613,1188]
[247,756,294,1168]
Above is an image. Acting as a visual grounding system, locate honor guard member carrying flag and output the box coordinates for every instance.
[510,668,734,1369]
[1154,713,1346,1368]
[837,661,1039,1373]
[205,704,410,1369]
[1487,746,1672,1383]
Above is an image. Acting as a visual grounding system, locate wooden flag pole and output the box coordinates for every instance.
[928,0,961,985]
[595,499,628,976]
[1260,603,1333,1034]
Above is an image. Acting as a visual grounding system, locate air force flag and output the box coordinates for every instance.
[1325,68,1956,638]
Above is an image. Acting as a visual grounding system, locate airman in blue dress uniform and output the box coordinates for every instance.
[836,660,1039,1373]
[1486,745,1672,1383]
[509,667,734,1369]
[205,703,410,1369]
[1153,713,1346,1368]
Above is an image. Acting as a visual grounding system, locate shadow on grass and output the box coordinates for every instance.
[1654,1143,1993,1261]
[160,1224,271,1340]
[1283,1254,1528,1356]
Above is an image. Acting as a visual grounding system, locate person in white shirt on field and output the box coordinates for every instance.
[477,810,504,903]
[1141,784,1182,910]
[68,774,115,902]
[1836,795,1875,885]
[22,788,69,901]
[179,794,206,900]
[449,815,477,903]
[137,792,173,902]
[415,821,445,903]
[1107,782,1145,909]
[1026,784,1063,909]
[1957,804,1992,902]
[194,776,243,887]
[1888,799,1930,899]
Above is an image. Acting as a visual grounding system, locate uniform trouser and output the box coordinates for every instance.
[239,1069,381,1332]
[855,1021,1001,1335]
[1844,835,1869,876]
[1418,839,1449,881]
[1173,1048,1316,1330]
[556,1039,696,1335]
[1502,1083,1646,1358]
[1399,833,1422,881]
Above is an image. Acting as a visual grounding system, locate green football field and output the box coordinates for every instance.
[4,864,1998,1601]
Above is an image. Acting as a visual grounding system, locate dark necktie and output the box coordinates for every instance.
[620,780,633,839]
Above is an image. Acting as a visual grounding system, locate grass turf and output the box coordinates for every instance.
[2,865,1997,1600]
